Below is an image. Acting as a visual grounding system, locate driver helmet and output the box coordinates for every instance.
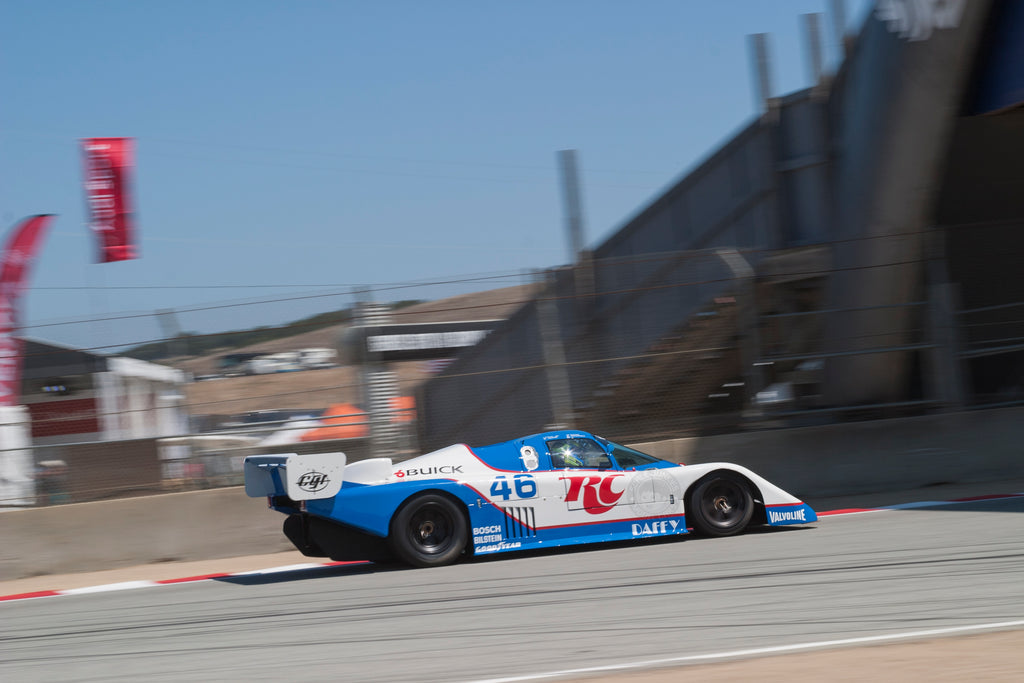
[553,442,584,467]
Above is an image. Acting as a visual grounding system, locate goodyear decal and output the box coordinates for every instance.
[474,540,522,554]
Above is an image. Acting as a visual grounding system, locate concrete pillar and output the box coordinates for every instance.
[355,300,401,458]
[822,1,993,406]
[537,271,573,429]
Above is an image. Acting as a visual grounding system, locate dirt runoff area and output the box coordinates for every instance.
[583,630,1024,682]
[3,551,1021,681]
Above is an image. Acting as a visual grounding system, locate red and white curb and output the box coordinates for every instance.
[0,560,368,604]
[3,492,1022,604]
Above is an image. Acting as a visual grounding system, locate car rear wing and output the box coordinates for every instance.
[244,452,347,501]
[244,452,395,501]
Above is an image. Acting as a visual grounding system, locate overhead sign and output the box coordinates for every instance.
[350,320,502,363]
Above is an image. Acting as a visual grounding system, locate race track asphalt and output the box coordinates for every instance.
[1,489,1022,682]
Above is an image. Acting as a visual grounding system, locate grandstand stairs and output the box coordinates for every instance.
[572,293,744,442]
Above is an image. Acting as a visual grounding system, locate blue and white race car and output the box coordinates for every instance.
[244,429,816,567]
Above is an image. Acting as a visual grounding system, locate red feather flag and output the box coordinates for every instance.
[82,137,137,262]
[0,215,56,406]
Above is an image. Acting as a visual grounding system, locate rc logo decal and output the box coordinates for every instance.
[561,474,626,514]
[296,471,330,493]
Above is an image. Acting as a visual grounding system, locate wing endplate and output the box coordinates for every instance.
[244,452,346,500]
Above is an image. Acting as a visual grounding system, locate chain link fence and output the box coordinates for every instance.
[7,247,1024,507]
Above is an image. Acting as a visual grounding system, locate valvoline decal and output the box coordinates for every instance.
[765,502,817,525]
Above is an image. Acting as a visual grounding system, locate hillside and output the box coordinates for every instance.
[178,283,539,417]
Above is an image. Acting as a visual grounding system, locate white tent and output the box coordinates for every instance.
[0,405,34,507]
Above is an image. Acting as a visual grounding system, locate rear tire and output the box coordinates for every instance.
[389,494,468,567]
[687,473,754,537]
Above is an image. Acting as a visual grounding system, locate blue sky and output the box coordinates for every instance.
[0,0,871,351]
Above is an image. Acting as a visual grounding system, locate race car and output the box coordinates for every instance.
[244,429,816,567]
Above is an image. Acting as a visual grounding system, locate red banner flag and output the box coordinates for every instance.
[82,137,137,262]
[0,215,55,406]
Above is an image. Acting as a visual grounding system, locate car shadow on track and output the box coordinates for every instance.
[212,525,814,584]
[464,523,812,565]
[212,561,403,586]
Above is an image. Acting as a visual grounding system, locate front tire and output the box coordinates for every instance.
[389,494,468,567]
[688,473,754,537]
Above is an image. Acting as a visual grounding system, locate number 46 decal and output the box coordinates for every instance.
[490,474,537,500]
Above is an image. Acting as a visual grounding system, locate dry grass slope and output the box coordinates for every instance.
[179,284,539,416]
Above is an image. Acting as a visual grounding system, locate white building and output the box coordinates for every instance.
[0,339,189,506]
[18,339,188,445]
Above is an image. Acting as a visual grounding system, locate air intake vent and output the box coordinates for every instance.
[502,507,536,539]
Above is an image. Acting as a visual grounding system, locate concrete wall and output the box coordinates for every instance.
[0,487,293,581]
[3,406,1023,581]
[635,406,1024,498]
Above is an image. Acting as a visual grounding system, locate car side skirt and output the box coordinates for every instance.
[469,513,689,556]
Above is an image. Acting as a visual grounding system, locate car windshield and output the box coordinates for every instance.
[603,441,664,469]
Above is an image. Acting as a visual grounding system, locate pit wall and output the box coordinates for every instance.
[3,406,1023,580]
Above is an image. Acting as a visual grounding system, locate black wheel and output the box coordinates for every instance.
[687,473,754,537]
[389,494,468,567]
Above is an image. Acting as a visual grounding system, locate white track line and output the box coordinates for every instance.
[465,620,1024,683]
[61,581,160,595]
